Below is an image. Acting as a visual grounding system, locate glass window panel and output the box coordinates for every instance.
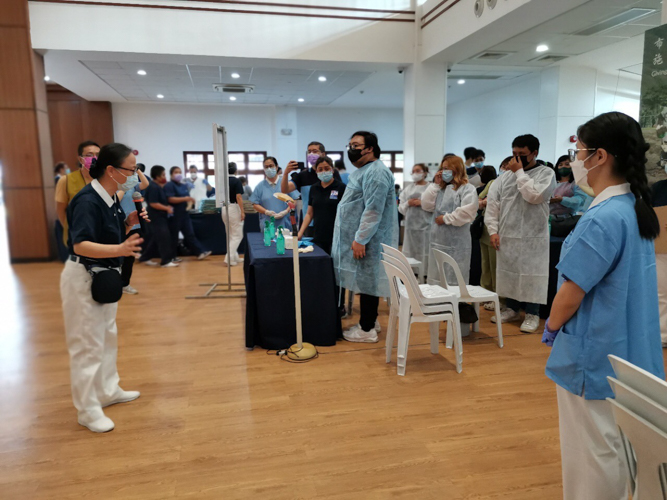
[248,161,264,171]
[328,153,342,162]
[186,154,205,170]
[248,153,265,162]
[228,153,245,163]
[395,154,404,161]
[206,175,216,189]
[393,172,404,187]
[207,154,215,170]
[248,174,264,189]
[394,160,404,171]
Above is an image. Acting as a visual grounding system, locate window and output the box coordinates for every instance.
[327,151,344,163]
[380,151,404,186]
[183,151,267,189]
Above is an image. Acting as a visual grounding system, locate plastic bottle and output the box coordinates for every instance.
[269,216,276,240]
[276,227,285,255]
[263,220,271,246]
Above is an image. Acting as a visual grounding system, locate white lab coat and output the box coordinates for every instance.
[189,177,210,209]
[398,182,432,269]
[484,166,556,304]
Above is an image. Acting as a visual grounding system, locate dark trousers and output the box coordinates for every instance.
[121,228,141,286]
[359,294,380,332]
[55,221,68,262]
[139,216,174,265]
[170,212,204,256]
[506,298,540,316]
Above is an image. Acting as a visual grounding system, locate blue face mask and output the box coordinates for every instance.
[441,170,454,183]
[473,161,484,170]
[116,171,139,192]
[265,168,277,179]
[317,171,334,183]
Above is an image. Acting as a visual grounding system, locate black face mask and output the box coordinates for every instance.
[347,148,364,163]
[558,167,572,178]
[518,155,531,168]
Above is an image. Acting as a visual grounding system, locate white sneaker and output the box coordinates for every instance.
[78,414,114,433]
[122,285,138,295]
[491,308,521,324]
[198,251,212,260]
[343,325,379,343]
[483,302,495,311]
[520,314,541,333]
[143,260,158,267]
[225,261,238,267]
[102,389,140,408]
[237,257,244,263]
[161,262,179,268]
[374,320,382,333]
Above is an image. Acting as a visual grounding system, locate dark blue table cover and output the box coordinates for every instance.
[244,233,341,349]
[190,212,260,256]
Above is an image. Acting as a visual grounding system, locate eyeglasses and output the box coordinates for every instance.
[568,148,596,162]
[117,166,139,174]
[346,143,365,151]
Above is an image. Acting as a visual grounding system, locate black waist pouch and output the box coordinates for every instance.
[87,266,123,304]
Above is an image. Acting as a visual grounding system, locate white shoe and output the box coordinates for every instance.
[122,285,138,295]
[161,262,179,268]
[237,257,244,263]
[102,389,140,408]
[78,414,114,433]
[198,251,212,260]
[343,325,379,343]
[172,257,183,263]
[520,314,541,333]
[225,261,238,267]
[491,308,521,324]
[143,260,158,267]
[374,320,382,333]
[483,302,495,311]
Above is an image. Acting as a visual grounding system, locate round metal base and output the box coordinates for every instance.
[286,342,318,361]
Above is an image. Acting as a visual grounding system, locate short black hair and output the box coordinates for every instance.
[463,147,478,160]
[151,165,165,180]
[169,166,181,177]
[189,164,198,171]
[315,156,334,170]
[350,131,381,158]
[229,162,238,175]
[475,149,486,159]
[512,134,540,153]
[78,140,100,156]
[136,163,145,173]
[238,176,247,184]
[89,143,132,180]
[308,141,326,153]
[480,165,497,185]
[54,161,67,174]
[334,159,346,171]
[264,156,279,168]
[556,155,569,167]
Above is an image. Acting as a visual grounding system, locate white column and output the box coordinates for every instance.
[403,61,448,183]
[272,106,299,164]
[663,0,667,25]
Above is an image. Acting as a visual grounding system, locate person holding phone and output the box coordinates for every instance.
[484,134,556,333]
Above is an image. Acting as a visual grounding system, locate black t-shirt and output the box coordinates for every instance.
[652,179,667,208]
[228,176,244,204]
[309,179,346,254]
[145,180,169,219]
[67,182,125,268]
[290,167,341,191]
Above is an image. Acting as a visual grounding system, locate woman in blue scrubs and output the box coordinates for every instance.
[543,112,665,499]
[250,157,297,232]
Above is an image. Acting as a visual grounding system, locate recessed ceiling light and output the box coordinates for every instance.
[318,76,327,82]
[229,96,236,101]
[298,98,305,102]
[536,44,549,53]
[137,69,147,76]
[457,79,465,85]
[157,94,164,99]
[44,76,51,81]
[231,73,240,79]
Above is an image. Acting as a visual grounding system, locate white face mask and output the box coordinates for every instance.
[411,173,424,182]
[190,172,198,180]
[570,152,599,190]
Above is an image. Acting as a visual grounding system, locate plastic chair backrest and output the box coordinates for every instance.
[431,248,472,300]
[608,355,667,409]
[382,252,422,294]
[381,244,419,277]
[381,260,427,315]
[381,259,402,313]
[608,377,667,434]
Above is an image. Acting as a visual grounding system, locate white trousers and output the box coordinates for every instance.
[60,260,121,420]
[656,254,667,344]
[557,385,629,500]
[221,203,244,264]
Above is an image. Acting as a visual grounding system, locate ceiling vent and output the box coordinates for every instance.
[529,54,568,64]
[572,8,656,36]
[212,83,255,94]
[472,51,514,61]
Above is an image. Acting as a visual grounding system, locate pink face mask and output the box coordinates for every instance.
[82,156,97,170]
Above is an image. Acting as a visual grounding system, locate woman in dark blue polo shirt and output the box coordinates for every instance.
[61,143,146,433]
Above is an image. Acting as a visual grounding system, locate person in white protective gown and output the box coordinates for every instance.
[484,134,556,333]
[187,165,215,209]
[398,163,433,280]
[421,155,479,285]
[332,131,399,343]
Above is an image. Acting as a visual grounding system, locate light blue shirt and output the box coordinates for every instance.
[561,185,593,213]
[249,176,298,231]
[546,187,665,400]
[119,185,141,231]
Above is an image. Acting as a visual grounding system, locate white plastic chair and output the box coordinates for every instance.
[431,248,503,348]
[609,354,667,408]
[607,398,667,500]
[381,259,463,375]
[405,256,426,284]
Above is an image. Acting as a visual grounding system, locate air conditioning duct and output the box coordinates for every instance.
[212,84,255,94]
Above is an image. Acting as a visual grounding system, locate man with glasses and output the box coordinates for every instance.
[332,131,399,343]
[484,134,556,333]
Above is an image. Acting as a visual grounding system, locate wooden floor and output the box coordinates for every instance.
[1,255,654,499]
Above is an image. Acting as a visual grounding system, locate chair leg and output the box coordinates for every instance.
[451,306,463,373]
[396,300,411,376]
[445,320,453,349]
[473,302,480,333]
[429,321,439,354]
[494,298,504,348]
[386,302,398,363]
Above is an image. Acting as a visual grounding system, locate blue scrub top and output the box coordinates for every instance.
[545,192,665,400]
[249,176,298,231]
[119,185,141,231]
[164,180,191,216]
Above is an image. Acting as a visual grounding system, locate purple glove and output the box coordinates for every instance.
[542,319,559,347]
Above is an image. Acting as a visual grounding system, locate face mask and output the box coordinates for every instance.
[558,167,572,178]
[473,161,484,170]
[173,174,183,183]
[570,152,599,190]
[411,173,424,182]
[64,168,71,174]
[347,148,364,164]
[518,155,531,168]
[317,171,334,183]
[82,156,97,171]
[265,168,277,178]
[441,170,454,183]
[118,172,139,192]
[307,153,320,166]
[190,172,198,181]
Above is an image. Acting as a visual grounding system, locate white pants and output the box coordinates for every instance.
[60,260,121,420]
[221,204,244,264]
[656,254,667,344]
[557,385,629,500]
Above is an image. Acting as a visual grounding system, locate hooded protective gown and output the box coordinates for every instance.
[421,182,478,285]
[332,159,399,298]
[398,183,433,268]
[484,165,556,304]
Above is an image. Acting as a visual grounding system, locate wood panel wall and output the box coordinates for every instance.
[0,0,53,261]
